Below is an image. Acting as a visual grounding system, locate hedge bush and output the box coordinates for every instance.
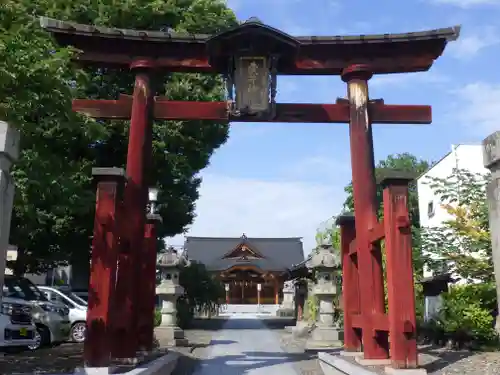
[418,283,498,349]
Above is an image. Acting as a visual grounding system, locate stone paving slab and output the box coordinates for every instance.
[191,315,306,375]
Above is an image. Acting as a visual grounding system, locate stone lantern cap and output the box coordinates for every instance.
[306,244,341,270]
[157,247,190,268]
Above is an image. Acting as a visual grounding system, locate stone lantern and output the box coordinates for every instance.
[277,280,295,317]
[305,244,343,349]
[155,247,190,347]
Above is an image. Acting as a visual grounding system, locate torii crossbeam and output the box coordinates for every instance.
[73,95,431,124]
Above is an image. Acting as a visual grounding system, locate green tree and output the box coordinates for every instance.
[0,0,237,274]
[315,220,341,249]
[421,168,492,282]
[177,261,225,328]
[342,153,431,278]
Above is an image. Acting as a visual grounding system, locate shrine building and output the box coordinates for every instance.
[184,234,304,305]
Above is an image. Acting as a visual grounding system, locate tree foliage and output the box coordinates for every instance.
[315,220,341,250]
[421,168,492,283]
[0,0,237,274]
[177,261,224,328]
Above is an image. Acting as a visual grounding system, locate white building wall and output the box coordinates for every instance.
[417,144,489,279]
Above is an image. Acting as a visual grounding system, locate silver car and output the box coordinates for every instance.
[3,276,71,350]
[38,286,87,343]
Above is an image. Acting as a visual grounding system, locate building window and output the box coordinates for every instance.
[427,201,435,218]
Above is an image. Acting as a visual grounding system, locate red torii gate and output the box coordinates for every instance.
[41,16,459,370]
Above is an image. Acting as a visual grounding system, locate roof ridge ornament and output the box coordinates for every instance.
[245,17,263,24]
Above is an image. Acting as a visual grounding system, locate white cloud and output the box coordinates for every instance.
[430,0,500,7]
[284,156,351,181]
[452,82,500,134]
[447,27,500,59]
[371,71,449,88]
[168,173,346,256]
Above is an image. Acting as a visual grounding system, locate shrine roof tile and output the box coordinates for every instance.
[40,17,460,46]
[184,236,305,272]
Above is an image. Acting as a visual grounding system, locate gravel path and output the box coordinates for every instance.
[271,321,500,375]
[322,343,500,375]
[0,319,226,375]
[1,343,84,374]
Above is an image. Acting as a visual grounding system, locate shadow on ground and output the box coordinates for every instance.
[189,317,295,331]
[173,350,316,375]
[419,344,475,373]
[2,343,83,374]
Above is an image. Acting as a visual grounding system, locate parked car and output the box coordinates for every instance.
[38,286,87,343]
[2,276,71,350]
[0,301,37,352]
[72,289,88,303]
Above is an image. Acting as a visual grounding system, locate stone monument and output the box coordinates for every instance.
[305,244,343,349]
[0,121,20,299]
[154,247,190,346]
[483,131,500,334]
[276,280,295,317]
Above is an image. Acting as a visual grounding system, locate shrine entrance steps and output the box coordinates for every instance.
[219,304,280,317]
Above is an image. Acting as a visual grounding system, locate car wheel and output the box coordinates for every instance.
[70,322,86,343]
[28,326,49,350]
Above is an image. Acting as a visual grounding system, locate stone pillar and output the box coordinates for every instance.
[483,131,500,334]
[0,121,20,299]
[420,274,451,322]
[154,248,189,347]
[305,245,343,349]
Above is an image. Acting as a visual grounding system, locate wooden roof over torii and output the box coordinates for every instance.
[40,17,460,75]
[40,17,460,125]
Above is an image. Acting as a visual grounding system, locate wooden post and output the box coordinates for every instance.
[336,213,362,352]
[380,171,418,368]
[84,168,125,367]
[274,281,279,305]
[241,281,244,303]
[113,60,156,359]
[137,213,162,353]
[341,64,388,359]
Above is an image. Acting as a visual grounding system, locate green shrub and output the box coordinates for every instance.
[176,261,224,328]
[154,308,162,327]
[438,283,498,346]
[305,294,319,322]
[176,296,194,329]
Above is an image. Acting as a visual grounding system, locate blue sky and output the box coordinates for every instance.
[169,0,500,254]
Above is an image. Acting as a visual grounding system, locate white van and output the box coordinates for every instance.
[3,276,71,350]
[0,299,37,351]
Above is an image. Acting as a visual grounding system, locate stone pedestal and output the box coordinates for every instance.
[154,248,189,347]
[419,274,451,322]
[305,245,343,350]
[483,132,500,335]
[0,121,20,299]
